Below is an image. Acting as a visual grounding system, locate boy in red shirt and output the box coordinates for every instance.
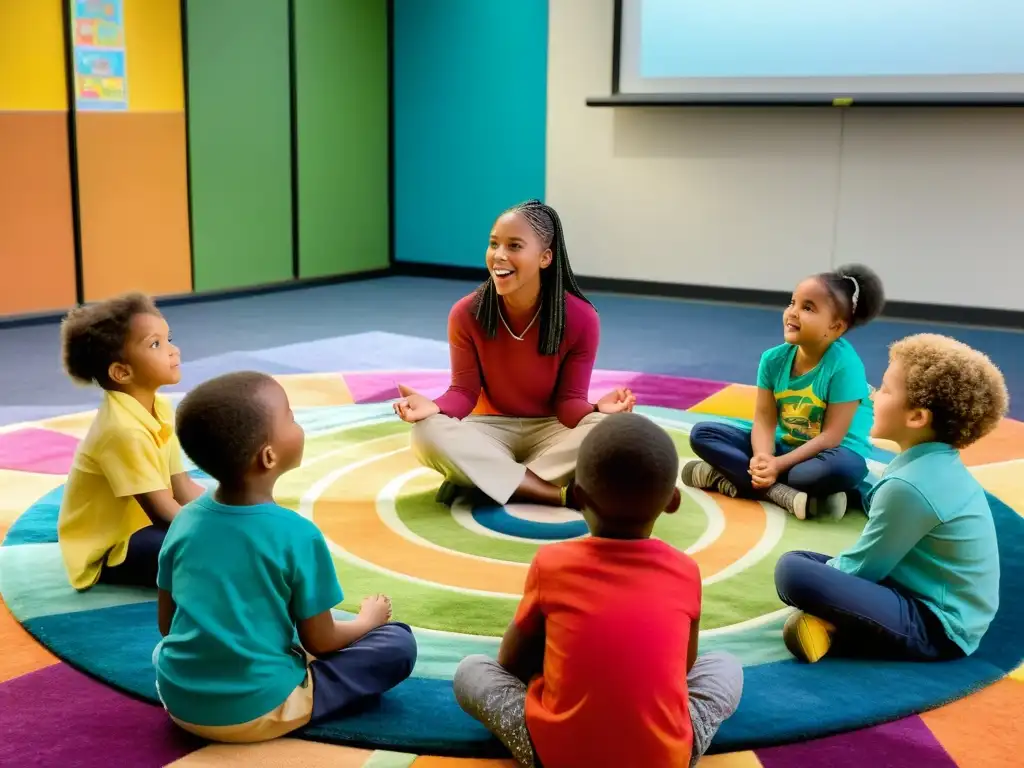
[454,413,743,767]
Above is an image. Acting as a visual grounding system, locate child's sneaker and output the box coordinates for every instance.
[783,611,836,663]
[765,483,808,520]
[681,461,738,497]
[810,492,848,521]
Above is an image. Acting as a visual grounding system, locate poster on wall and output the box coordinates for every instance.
[71,0,129,111]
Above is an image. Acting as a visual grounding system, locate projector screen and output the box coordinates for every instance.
[614,0,1024,104]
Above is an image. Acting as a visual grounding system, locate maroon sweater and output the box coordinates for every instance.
[433,292,600,429]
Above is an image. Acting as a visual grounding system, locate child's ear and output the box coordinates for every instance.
[259,444,276,470]
[539,248,553,269]
[665,487,682,514]
[906,407,933,431]
[108,361,131,386]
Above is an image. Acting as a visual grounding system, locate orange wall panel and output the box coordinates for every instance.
[0,113,77,315]
[76,112,192,301]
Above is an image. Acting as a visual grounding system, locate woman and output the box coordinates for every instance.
[394,199,634,508]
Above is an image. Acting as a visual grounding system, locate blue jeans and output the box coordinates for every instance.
[98,525,166,588]
[775,551,963,661]
[688,422,867,498]
[309,622,418,723]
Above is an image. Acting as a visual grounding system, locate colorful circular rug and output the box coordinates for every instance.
[1,370,1023,758]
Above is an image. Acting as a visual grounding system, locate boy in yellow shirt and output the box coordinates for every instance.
[58,293,204,590]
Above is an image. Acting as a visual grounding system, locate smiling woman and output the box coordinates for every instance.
[393,200,636,509]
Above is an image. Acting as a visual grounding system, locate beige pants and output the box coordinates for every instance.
[168,669,314,743]
[410,412,604,504]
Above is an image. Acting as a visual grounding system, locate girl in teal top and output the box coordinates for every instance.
[683,264,885,521]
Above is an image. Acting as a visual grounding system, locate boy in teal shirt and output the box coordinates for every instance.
[154,372,416,741]
[775,334,1007,662]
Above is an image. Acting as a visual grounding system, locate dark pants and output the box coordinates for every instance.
[97,525,166,588]
[309,622,418,723]
[774,551,964,661]
[689,422,868,498]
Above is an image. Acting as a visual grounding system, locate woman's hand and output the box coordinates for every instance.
[596,387,636,414]
[393,383,441,423]
[749,453,779,489]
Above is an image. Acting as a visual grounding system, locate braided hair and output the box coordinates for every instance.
[471,199,590,356]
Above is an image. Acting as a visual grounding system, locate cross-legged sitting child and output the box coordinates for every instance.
[775,334,1007,663]
[154,371,417,742]
[683,264,885,521]
[453,412,744,767]
[58,293,204,590]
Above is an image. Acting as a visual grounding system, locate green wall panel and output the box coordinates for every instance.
[294,0,389,278]
[186,0,293,292]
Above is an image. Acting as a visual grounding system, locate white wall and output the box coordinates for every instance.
[546,0,1024,311]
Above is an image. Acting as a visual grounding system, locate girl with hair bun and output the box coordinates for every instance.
[683,264,886,521]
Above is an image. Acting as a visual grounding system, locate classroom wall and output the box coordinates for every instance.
[187,0,389,292]
[0,0,389,319]
[546,0,1024,311]
[392,0,549,268]
[185,0,293,292]
[7,0,1014,320]
[294,0,389,279]
[0,0,77,316]
[75,0,192,302]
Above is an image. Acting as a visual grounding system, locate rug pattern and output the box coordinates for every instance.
[1,366,1024,766]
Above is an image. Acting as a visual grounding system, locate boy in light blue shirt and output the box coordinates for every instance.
[775,334,1007,663]
[154,372,416,742]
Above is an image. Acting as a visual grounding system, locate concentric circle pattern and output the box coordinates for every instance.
[1,370,1023,758]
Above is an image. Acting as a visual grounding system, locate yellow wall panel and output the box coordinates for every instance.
[123,0,184,111]
[0,0,67,111]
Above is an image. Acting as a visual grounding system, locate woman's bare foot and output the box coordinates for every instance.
[509,469,565,507]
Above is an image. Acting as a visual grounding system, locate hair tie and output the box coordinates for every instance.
[841,275,860,314]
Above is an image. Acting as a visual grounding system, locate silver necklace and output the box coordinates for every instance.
[499,305,541,341]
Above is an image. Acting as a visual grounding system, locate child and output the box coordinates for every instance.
[682,264,886,521]
[155,371,417,742]
[775,334,1006,663]
[453,413,743,768]
[58,292,205,590]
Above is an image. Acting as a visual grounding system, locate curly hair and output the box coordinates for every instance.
[60,293,161,389]
[818,263,886,331]
[175,371,277,484]
[890,334,1008,449]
